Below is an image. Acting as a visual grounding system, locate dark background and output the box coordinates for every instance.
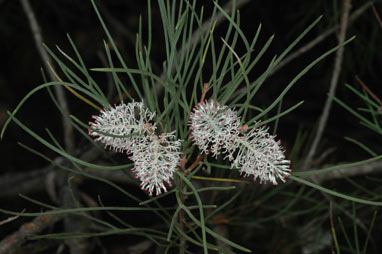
[1,0,381,169]
[0,0,381,253]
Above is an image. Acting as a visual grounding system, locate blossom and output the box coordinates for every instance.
[88,102,156,153]
[229,126,291,185]
[88,101,183,196]
[130,132,182,196]
[189,100,291,185]
[189,99,240,157]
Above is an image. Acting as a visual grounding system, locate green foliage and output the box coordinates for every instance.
[1,0,381,253]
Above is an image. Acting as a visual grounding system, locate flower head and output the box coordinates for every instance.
[189,99,240,157]
[131,132,182,196]
[88,101,183,196]
[88,102,155,153]
[229,126,291,185]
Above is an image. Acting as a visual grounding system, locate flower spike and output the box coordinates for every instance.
[229,126,291,185]
[189,99,291,185]
[88,102,155,153]
[89,101,182,196]
[131,132,182,196]
[189,99,241,157]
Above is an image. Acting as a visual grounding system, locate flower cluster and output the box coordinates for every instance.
[88,102,155,153]
[89,102,181,196]
[229,127,291,185]
[189,99,291,185]
[189,100,240,158]
[131,132,181,195]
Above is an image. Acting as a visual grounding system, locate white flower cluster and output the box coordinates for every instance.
[89,99,290,193]
[131,133,181,195]
[89,102,155,153]
[189,100,240,158]
[189,99,291,185]
[89,102,182,196]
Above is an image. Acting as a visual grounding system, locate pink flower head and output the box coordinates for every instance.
[229,126,291,185]
[130,132,182,196]
[189,99,240,157]
[88,102,156,153]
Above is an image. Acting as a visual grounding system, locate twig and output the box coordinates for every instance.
[1,148,382,200]
[308,176,375,249]
[329,202,340,253]
[269,1,375,77]
[0,164,51,198]
[372,4,382,28]
[355,75,382,106]
[1,146,381,199]
[0,209,25,226]
[302,0,352,170]
[213,225,232,252]
[0,142,101,253]
[0,213,65,254]
[230,0,375,100]
[302,159,382,185]
[185,154,205,174]
[20,0,74,154]
[127,240,153,254]
[200,83,209,103]
[0,165,135,198]
[0,146,135,199]
[312,147,337,167]
[294,1,376,245]
[61,184,90,254]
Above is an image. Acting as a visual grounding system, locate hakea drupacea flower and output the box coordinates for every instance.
[189,99,291,185]
[227,127,291,185]
[189,99,241,158]
[130,132,182,196]
[89,102,156,153]
[89,101,182,196]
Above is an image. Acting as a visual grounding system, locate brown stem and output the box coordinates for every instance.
[302,0,352,170]
[20,0,74,154]
[355,75,382,106]
[0,213,65,254]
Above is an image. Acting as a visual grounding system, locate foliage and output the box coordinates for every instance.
[1,0,382,253]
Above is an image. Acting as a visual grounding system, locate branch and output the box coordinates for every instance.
[270,0,375,76]
[0,146,135,198]
[229,0,375,100]
[301,162,378,249]
[302,159,382,185]
[302,0,352,169]
[372,4,382,28]
[0,213,65,254]
[19,0,74,154]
